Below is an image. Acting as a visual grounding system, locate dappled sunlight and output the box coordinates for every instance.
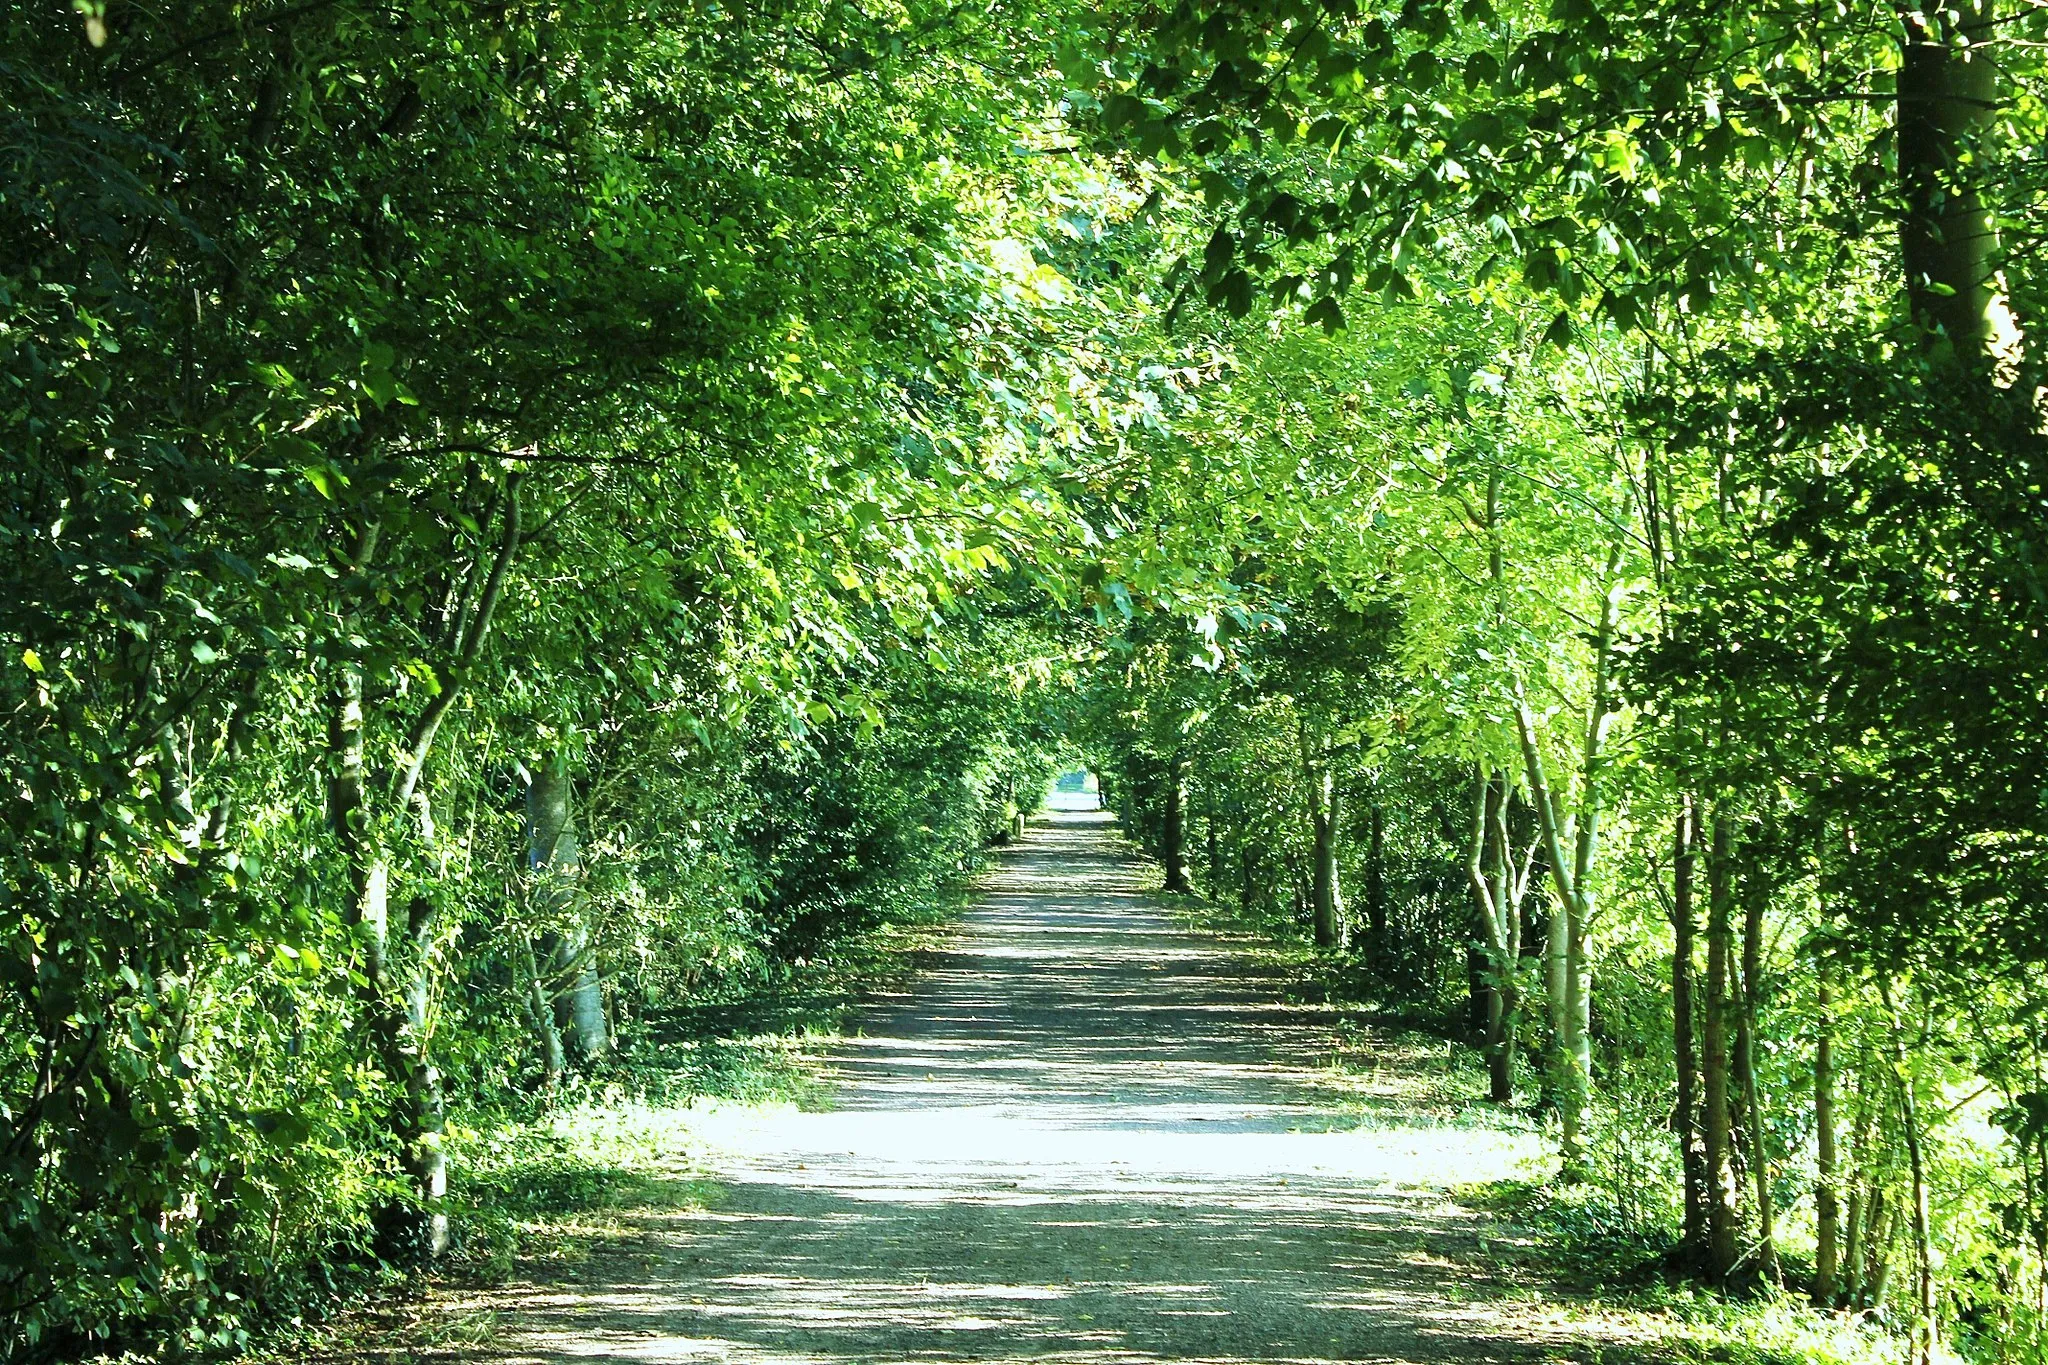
[433,813,1642,1365]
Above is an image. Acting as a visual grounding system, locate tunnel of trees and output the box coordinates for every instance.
[4,0,2047,1360]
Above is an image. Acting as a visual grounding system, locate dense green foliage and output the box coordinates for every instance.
[0,2,1096,1353]
[7,0,2048,1362]
[1068,0,2048,1352]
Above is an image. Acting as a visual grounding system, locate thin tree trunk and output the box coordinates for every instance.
[1465,765,1519,1104]
[1366,802,1388,944]
[1904,1089,1937,1365]
[1205,787,1222,895]
[528,752,606,1063]
[1843,1065,1880,1307]
[1702,812,1741,1282]
[400,890,449,1255]
[348,489,517,1259]
[1671,798,1708,1265]
[1867,1200,1902,1313]
[1544,865,1572,1125]
[328,521,385,986]
[1738,859,1778,1284]
[1162,753,1190,894]
[1567,906,1591,1141]
[1323,780,1346,946]
[1844,1178,1869,1307]
[1884,982,1939,1365]
[520,938,566,1085]
[327,521,420,1254]
[1302,721,1339,946]
[1814,973,1840,1307]
[1513,543,1622,1180]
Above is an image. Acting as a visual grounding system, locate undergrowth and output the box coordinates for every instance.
[443,880,970,1275]
[1462,1174,1910,1365]
[238,874,977,1363]
[1169,892,1911,1365]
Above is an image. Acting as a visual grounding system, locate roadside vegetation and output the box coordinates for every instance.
[244,878,974,1363]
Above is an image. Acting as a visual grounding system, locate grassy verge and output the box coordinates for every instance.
[1458,1178,1906,1365]
[1163,891,1514,1120]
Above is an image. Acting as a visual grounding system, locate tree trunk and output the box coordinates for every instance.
[1886,983,1939,1365]
[1544,867,1572,1117]
[1566,904,1591,1142]
[1302,723,1340,946]
[528,752,606,1063]
[1813,973,1840,1307]
[1328,782,1347,946]
[1738,858,1778,1283]
[1311,775,1342,947]
[326,522,433,1256]
[521,938,566,1085]
[1514,542,1621,1181]
[400,891,449,1256]
[1702,812,1741,1283]
[1204,788,1222,895]
[1366,802,1388,944]
[1844,1178,1869,1307]
[326,567,385,993]
[323,492,521,1261]
[1671,799,1708,1265]
[1842,1065,1880,1307]
[1900,1072,1933,1365]
[1872,1205,1903,1314]
[1464,765,1521,1105]
[1162,753,1190,893]
[1898,0,2013,365]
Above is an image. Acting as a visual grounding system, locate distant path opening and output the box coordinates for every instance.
[1044,768,1101,812]
[463,811,1636,1364]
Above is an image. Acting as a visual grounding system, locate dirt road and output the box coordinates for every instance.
[459,811,1612,1364]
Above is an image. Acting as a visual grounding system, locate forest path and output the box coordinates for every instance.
[454,811,1625,1365]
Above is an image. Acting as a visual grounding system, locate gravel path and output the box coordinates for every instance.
[462,811,1605,1365]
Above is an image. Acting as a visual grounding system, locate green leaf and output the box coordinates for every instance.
[1203,227,1235,280]
[360,368,398,411]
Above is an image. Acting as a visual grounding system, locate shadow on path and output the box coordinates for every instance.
[453,812,1619,1365]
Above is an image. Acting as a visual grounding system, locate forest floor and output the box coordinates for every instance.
[296,811,1875,1365]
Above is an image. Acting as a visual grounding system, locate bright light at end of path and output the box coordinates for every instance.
[1046,768,1102,811]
